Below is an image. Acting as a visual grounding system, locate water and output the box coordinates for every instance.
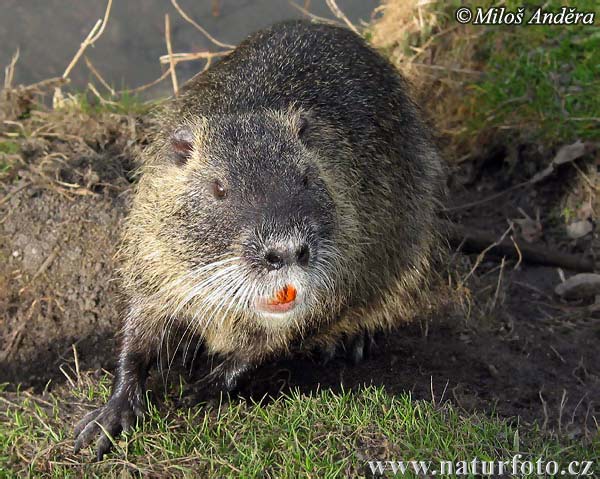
[0,0,378,97]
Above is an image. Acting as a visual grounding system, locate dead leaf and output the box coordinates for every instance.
[566,220,593,239]
[555,273,600,300]
[513,208,542,243]
[554,140,588,165]
[530,140,590,184]
[577,198,594,221]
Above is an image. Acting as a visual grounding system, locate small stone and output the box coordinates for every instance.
[555,273,600,300]
[566,220,593,239]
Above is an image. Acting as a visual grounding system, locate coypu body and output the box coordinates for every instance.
[75,20,444,458]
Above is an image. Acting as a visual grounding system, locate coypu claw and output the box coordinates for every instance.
[318,342,338,365]
[73,395,143,460]
[206,358,254,394]
[318,330,377,365]
[223,361,252,392]
[346,330,376,365]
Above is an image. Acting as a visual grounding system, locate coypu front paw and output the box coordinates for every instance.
[318,330,377,365]
[345,330,377,365]
[73,395,143,460]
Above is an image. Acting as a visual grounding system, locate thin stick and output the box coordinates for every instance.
[73,344,81,384]
[62,0,113,79]
[170,0,235,49]
[120,69,171,95]
[22,76,66,92]
[488,257,505,312]
[18,245,61,295]
[289,1,336,23]
[444,180,529,212]
[568,117,600,122]
[3,48,19,89]
[84,56,115,95]
[164,14,179,96]
[0,182,29,207]
[411,62,482,76]
[87,82,119,107]
[325,0,359,34]
[510,235,522,270]
[159,50,232,66]
[447,222,595,273]
[461,225,512,283]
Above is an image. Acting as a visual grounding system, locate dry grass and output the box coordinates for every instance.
[370,0,484,158]
[370,0,600,161]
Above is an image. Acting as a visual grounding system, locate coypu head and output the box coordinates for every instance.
[129,109,352,343]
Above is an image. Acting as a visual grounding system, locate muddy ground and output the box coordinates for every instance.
[0,102,598,441]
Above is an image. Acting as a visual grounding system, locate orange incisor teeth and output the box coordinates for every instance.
[268,285,297,305]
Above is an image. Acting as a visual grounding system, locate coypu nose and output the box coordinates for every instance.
[264,244,310,271]
[265,250,285,270]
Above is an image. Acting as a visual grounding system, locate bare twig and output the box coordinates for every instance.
[289,1,337,23]
[448,222,596,273]
[572,162,599,192]
[558,389,568,433]
[0,182,30,207]
[568,117,600,122]
[84,56,115,96]
[510,235,522,270]
[73,344,81,384]
[488,257,505,312]
[411,62,482,76]
[22,76,66,93]
[539,391,549,431]
[18,244,61,295]
[159,50,231,66]
[62,0,113,79]
[444,180,529,212]
[170,0,235,49]
[0,300,37,362]
[120,69,170,95]
[550,345,566,364]
[4,48,20,89]
[164,14,179,96]
[462,225,512,283]
[325,0,359,34]
[87,82,115,106]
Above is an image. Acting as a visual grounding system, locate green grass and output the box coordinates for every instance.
[0,140,20,179]
[0,141,19,155]
[464,0,600,144]
[0,380,597,478]
[62,91,155,116]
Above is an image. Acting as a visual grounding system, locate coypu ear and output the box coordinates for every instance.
[297,114,309,138]
[170,126,194,165]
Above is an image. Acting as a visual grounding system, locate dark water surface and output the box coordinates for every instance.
[1,0,377,96]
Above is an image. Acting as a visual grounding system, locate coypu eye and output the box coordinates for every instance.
[170,126,194,165]
[211,180,227,200]
[302,174,310,188]
[302,167,315,188]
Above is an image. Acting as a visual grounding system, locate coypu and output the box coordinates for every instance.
[74,19,445,458]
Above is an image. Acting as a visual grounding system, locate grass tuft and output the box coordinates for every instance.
[371,0,600,158]
[0,378,597,477]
